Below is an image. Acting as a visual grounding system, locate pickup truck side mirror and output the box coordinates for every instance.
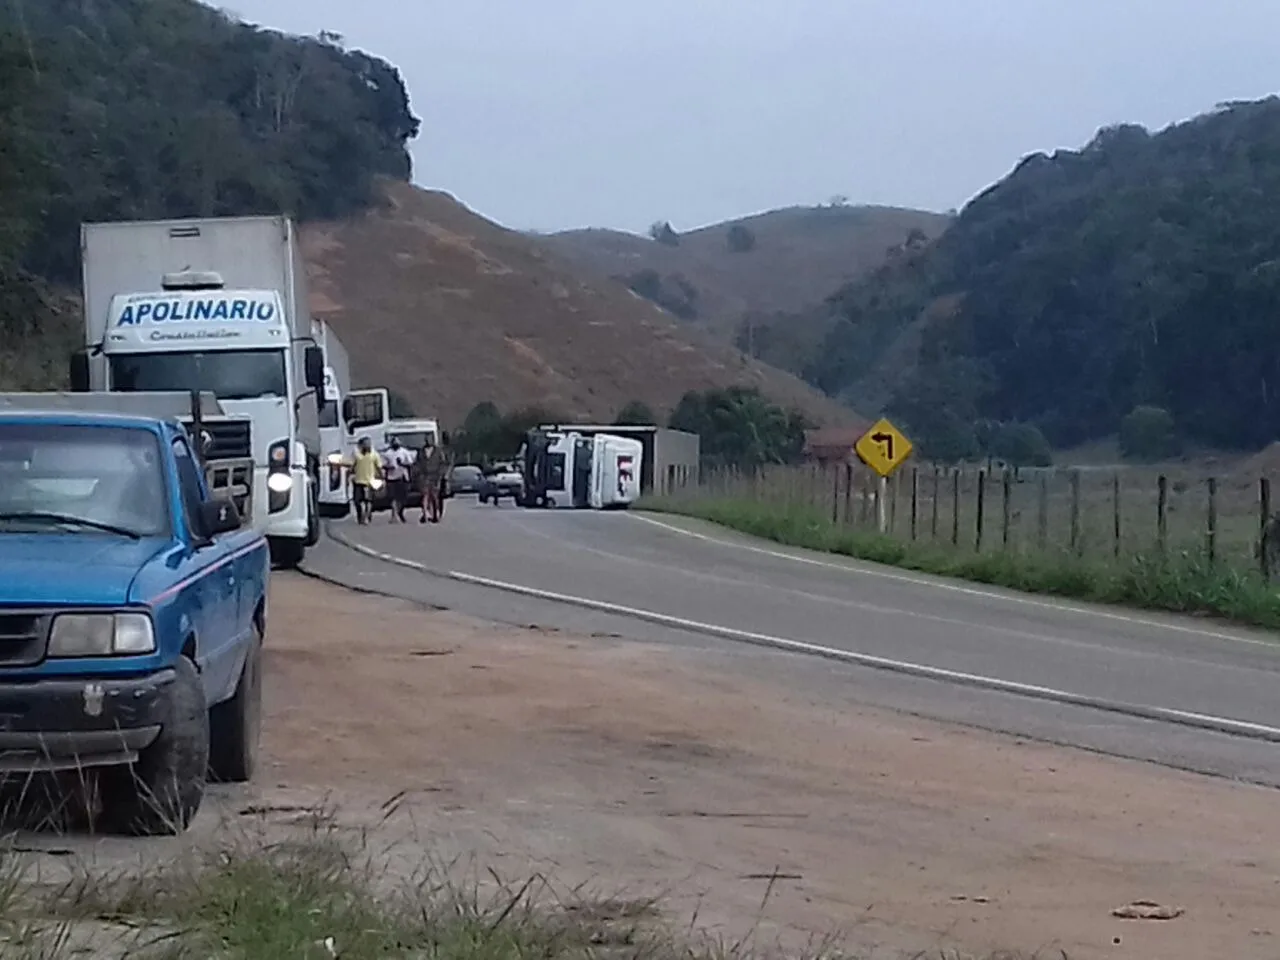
[198,498,242,537]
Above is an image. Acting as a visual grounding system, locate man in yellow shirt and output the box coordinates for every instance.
[350,436,383,525]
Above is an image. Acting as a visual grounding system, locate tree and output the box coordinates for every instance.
[614,400,657,426]
[648,220,680,246]
[726,224,756,253]
[668,387,808,470]
[987,422,1052,467]
[1119,405,1180,462]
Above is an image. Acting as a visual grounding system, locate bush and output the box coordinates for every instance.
[1120,405,1181,462]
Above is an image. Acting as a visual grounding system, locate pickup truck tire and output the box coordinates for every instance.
[304,481,321,547]
[99,656,209,836]
[208,622,263,783]
[271,537,305,569]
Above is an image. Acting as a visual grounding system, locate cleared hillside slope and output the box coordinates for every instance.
[302,181,858,427]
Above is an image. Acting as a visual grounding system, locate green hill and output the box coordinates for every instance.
[799,97,1280,459]
[0,0,418,386]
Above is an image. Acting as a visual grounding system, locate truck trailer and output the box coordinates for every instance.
[73,215,326,567]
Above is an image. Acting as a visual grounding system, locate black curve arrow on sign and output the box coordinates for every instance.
[871,431,894,460]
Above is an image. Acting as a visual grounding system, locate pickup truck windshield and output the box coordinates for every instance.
[0,425,169,537]
[110,349,287,400]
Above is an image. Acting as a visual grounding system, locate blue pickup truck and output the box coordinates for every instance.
[0,408,268,835]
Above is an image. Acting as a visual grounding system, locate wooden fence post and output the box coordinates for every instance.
[1037,473,1049,551]
[910,468,919,541]
[1001,468,1012,548]
[1261,476,1272,579]
[843,462,853,524]
[1157,475,1168,553]
[889,470,899,533]
[830,466,839,525]
[1069,470,1081,555]
[931,466,940,540]
[975,469,986,552]
[951,468,961,546]
[1207,477,1218,565]
[1112,472,1121,559]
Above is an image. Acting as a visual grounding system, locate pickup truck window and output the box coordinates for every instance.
[0,424,169,538]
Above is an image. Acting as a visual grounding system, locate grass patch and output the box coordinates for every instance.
[0,819,1067,960]
[644,496,1280,631]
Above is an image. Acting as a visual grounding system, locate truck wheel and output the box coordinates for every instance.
[304,484,321,547]
[99,657,208,836]
[209,620,263,783]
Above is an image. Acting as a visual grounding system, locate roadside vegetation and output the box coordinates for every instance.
[647,463,1280,631]
[0,818,1045,960]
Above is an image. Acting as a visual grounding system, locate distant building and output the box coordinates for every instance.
[803,426,867,466]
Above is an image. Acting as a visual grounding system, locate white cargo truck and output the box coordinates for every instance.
[314,319,353,517]
[72,215,326,567]
[517,429,642,509]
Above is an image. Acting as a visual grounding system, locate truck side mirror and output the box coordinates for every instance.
[304,346,325,390]
[69,351,90,392]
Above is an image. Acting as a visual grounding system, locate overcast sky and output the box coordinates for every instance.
[228,0,1280,235]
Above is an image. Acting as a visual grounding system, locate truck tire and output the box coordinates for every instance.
[99,656,208,836]
[270,537,305,569]
[304,482,321,547]
[208,621,263,783]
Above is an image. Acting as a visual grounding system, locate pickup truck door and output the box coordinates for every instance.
[170,436,241,701]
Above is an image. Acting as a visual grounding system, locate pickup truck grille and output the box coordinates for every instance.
[0,613,50,667]
[179,418,252,460]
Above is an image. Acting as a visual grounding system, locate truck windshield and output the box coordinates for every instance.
[110,350,287,400]
[388,430,436,448]
[0,424,169,538]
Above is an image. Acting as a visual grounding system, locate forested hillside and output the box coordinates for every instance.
[803,97,1280,458]
[0,0,418,385]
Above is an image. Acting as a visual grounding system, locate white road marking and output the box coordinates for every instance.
[329,529,1280,744]
[497,509,1269,673]
[630,513,1278,648]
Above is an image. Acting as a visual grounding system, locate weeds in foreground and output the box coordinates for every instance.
[0,806,1065,960]
[645,497,1280,631]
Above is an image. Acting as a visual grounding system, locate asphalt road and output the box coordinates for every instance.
[303,497,1280,786]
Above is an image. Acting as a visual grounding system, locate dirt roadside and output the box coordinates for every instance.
[224,572,1280,959]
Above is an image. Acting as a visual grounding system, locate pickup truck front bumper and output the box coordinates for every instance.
[0,669,175,773]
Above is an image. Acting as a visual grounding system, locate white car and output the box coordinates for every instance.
[478,462,525,504]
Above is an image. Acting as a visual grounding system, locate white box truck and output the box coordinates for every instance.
[517,429,642,509]
[73,215,325,567]
[314,318,352,517]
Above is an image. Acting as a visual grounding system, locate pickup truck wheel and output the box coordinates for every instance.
[99,657,208,836]
[304,484,321,547]
[208,621,262,783]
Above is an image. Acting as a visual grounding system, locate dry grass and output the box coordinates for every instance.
[299,180,859,428]
[0,796,1055,960]
[545,206,951,341]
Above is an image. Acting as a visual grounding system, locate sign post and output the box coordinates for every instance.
[854,417,914,534]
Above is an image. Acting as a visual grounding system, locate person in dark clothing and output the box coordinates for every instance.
[413,438,447,524]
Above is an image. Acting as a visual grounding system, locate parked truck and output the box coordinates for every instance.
[517,428,642,509]
[0,391,268,835]
[313,319,352,518]
[72,215,326,567]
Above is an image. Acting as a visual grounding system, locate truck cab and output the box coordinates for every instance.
[0,403,269,835]
[518,429,643,509]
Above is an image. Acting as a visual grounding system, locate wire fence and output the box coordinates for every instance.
[685,461,1280,577]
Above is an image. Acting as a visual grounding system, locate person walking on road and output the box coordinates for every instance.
[382,436,413,523]
[350,437,382,525]
[413,436,447,524]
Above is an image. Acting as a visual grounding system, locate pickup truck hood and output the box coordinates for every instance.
[0,536,169,606]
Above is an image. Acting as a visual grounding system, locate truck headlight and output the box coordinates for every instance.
[267,472,293,493]
[49,612,156,657]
